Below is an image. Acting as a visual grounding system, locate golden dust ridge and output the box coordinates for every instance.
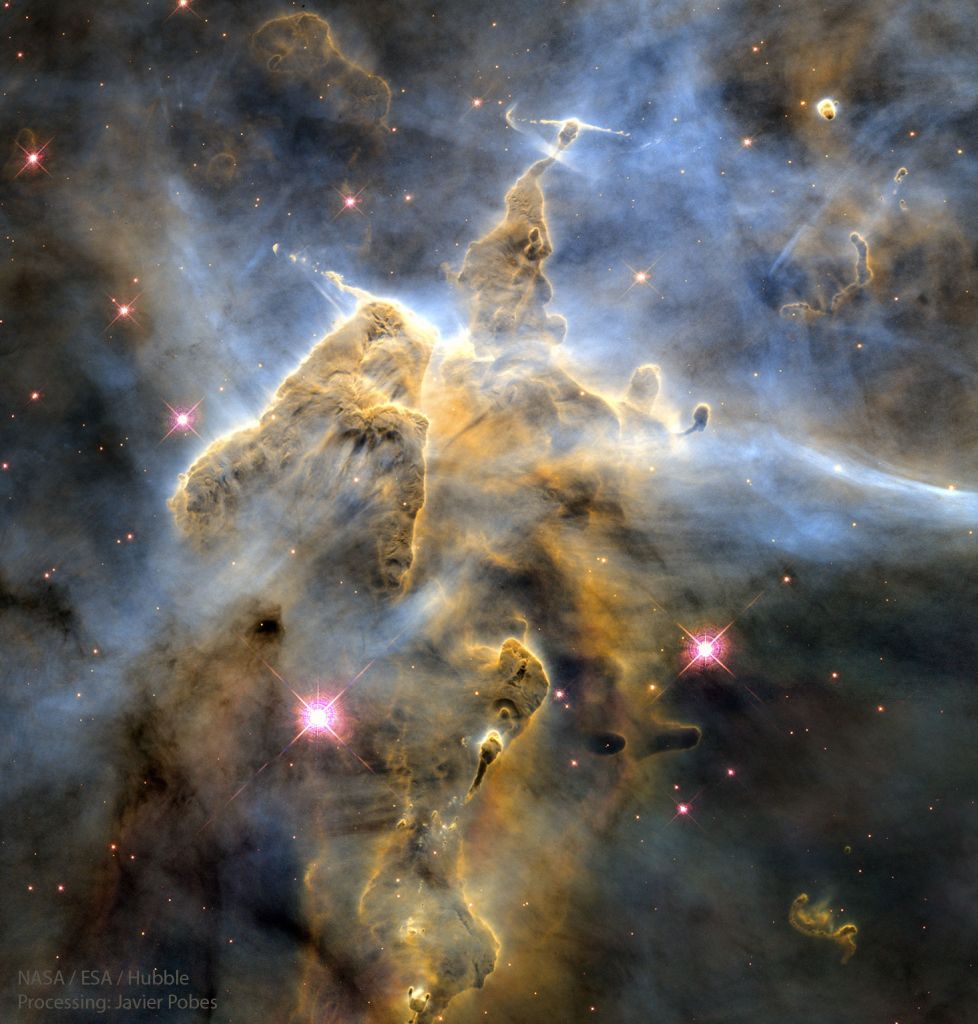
[780,230,873,321]
[169,300,433,592]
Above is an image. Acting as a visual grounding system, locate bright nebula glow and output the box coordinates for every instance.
[303,700,337,735]
[691,634,720,661]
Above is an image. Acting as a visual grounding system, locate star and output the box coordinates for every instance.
[332,186,367,218]
[15,139,51,177]
[644,585,773,706]
[167,0,202,20]
[621,259,662,299]
[680,630,732,675]
[161,399,202,441]
[303,698,339,735]
[106,295,141,330]
[668,791,704,826]
[696,638,716,659]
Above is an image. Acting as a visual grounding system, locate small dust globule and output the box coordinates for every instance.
[468,731,503,796]
[680,403,710,435]
[816,97,839,120]
[789,893,858,964]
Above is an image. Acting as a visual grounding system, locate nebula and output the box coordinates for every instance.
[3,1,977,1022]
[57,122,707,1022]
